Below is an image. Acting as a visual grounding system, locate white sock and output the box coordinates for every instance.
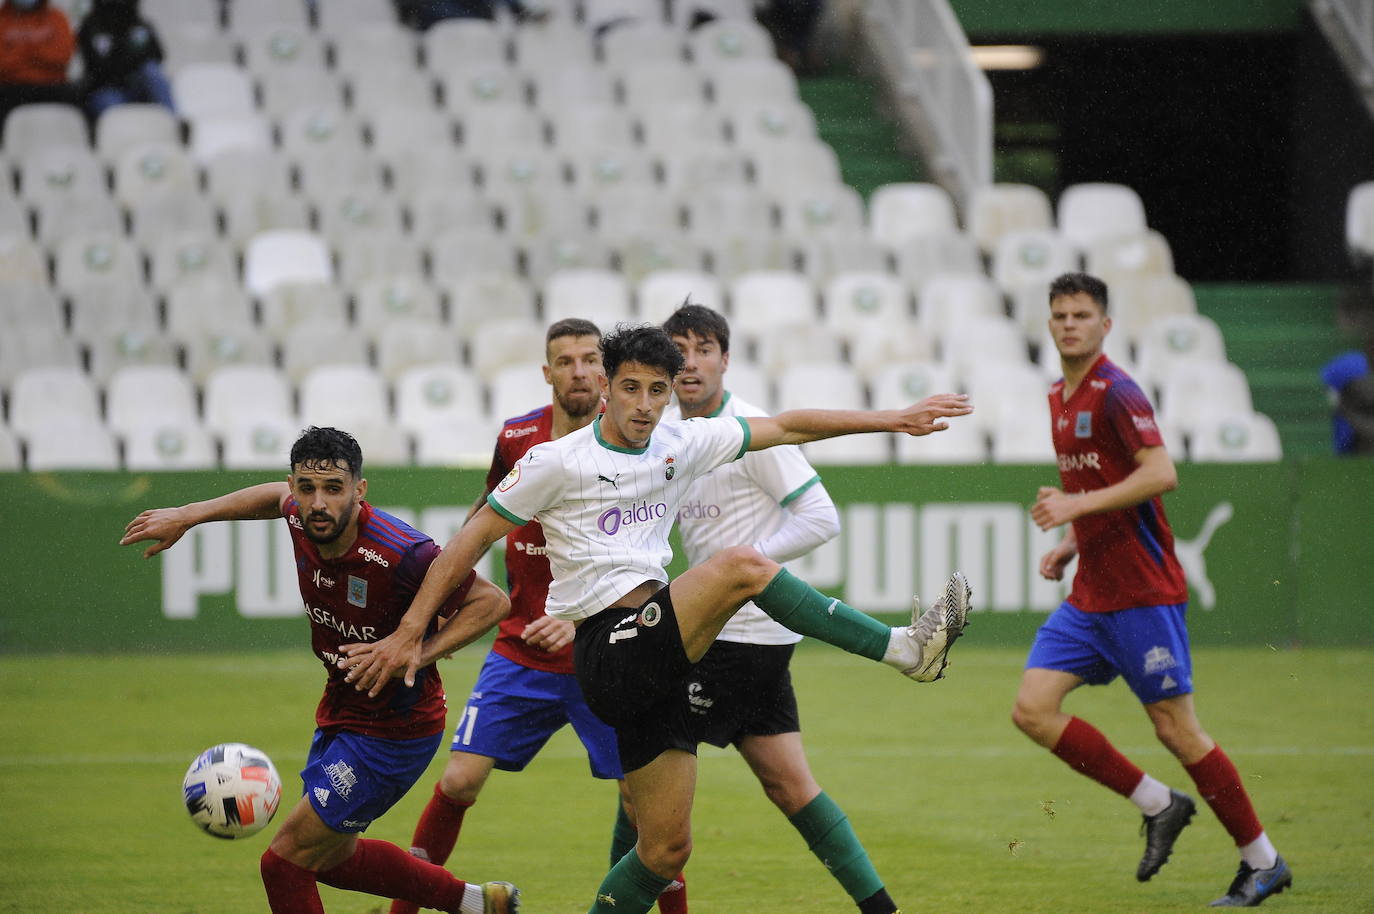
[1129,774,1173,816]
[881,626,917,668]
[459,883,486,914]
[1240,832,1278,870]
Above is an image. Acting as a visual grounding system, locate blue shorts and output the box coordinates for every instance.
[301,728,442,833]
[1025,601,1194,705]
[450,652,623,780]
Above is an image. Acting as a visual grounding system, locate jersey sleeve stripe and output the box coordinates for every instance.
[361,527,409,553]
[369,511,426,546]
[734,416,751,459]
[504,407,546,425]
[779,474,821,506]
[486,493,529,526]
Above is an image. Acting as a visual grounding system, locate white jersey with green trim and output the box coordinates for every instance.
[666,393,822,645]
[487,413,750,621]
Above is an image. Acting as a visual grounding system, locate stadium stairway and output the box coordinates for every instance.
[798,72,924,199]
[796,64,1350,461]
[1195,283,1353,458]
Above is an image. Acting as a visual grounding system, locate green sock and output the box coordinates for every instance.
[609,798,637,869]
[755,569,891,661]
[588,848,672,914]
[789,791,885,904]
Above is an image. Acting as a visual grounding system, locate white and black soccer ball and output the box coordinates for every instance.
[182,742,283,839]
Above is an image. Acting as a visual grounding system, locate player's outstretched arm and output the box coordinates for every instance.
[744,394,972,450]
[119,482,290,558]
[341,503,517,696]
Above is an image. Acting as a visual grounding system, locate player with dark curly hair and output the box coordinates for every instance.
[341,325,975,914]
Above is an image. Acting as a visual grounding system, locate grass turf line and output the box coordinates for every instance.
[0,645,1369,913]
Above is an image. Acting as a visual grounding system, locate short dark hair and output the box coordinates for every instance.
[290,426,363,478]
[546,317,601,348]
[662,300,730,354]
[600,323,685,382]
[1048,272,1109,313]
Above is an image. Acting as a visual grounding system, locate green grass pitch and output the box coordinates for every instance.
[1,643,1371,913]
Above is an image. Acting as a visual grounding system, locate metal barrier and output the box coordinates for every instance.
[860,0,993,212]
[1312,0,1374,117]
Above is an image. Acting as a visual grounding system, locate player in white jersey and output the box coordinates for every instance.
[339,324,975,914]
[662,303,901,914]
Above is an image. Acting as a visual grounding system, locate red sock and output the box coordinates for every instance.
[261,848,325,914]
[389,785,473,914]
[1051,716,1146,798]
[319,838,468,912]
[657,871,688,914]
[1185,745,1264,846]
[414,783,472,866]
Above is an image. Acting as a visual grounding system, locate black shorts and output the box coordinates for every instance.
[573,586,698,774]
[685,641,800,748]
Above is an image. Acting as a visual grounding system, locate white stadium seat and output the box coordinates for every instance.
[298,365,390,430]
[221,417,302,470]
[395,365,485,435]
[869,182,959,247]
[1057,182,1148,248]
[729,270,816,336]
[638,270,725,325]
[123,422,218,471]
[1159,360,1254,436]
[204,365,296,436]
[375,319,462,382]
[489,361,554,422]
[1346,181,1374,261]
[25,418,120,471]
[1189,412,1283,462]
[106,365,200,435]
[967,183,1053,255]
[9,367,102,437]
[244,230,333,297]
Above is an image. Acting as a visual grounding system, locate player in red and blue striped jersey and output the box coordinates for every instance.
[1011,273,1291,907]
[122,426,519,914]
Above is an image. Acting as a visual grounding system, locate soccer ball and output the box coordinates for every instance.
[182,743,283,839]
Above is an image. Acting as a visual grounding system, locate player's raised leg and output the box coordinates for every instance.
[667,546,971,679]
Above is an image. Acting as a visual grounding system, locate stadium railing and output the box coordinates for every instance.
[858,0,993,215]
[1311,0,1374,118]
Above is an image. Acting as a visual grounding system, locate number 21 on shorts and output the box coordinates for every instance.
[456,705,479,745]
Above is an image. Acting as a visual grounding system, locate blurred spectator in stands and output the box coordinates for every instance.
[395,0,546,31]
[1324,336,1374,455]
[756,0,823,74]
[0,0,79,129]
[75,0,174,118]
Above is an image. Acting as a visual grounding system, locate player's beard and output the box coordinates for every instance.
[305,504,353,545]
[556,385,600,419]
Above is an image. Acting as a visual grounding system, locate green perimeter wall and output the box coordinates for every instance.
[1,460,1370,654]
[950,0,1304,35]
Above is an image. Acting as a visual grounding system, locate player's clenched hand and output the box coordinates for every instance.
[522,615,574,654]
[337,631,423,697]
[119,507,192,558]
[1031,486,1081,530]
[1038,540,1077,580]
[894,394,973,436]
